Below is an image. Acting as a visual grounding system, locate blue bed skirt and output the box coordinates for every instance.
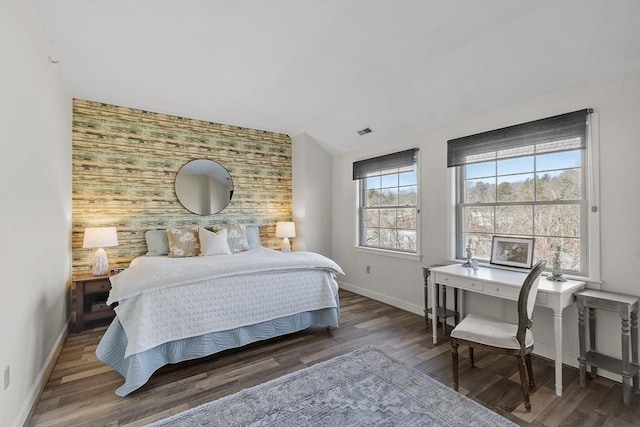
[96,305,340,396]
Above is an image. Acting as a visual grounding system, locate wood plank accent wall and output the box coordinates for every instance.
[72,99,292,274]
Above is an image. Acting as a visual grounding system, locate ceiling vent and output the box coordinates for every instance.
[357,127,373,136]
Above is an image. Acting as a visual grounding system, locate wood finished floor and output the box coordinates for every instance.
[27,290,639,427]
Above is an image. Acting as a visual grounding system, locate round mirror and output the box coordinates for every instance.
[175,159,233,215]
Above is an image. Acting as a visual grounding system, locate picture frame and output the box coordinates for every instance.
[490,236,535,269]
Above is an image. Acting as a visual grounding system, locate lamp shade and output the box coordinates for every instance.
[83,227,118,249]
[275,222,296,238]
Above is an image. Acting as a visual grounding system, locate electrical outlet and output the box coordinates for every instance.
[366,265,371,274]
[4,366,9,390]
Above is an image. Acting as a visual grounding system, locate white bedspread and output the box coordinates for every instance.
[108,249,343,357]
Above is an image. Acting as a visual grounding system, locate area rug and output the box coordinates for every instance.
[149,347,516,426]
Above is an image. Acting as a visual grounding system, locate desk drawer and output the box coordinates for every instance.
[535,292,548,305]
[484,283,520,300]
[438,274,483,292]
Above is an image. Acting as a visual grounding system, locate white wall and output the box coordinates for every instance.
[292,133,332,256]
[332,71,640,371]
[0,2,72,427]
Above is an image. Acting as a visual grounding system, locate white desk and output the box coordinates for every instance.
[429,264,586,396]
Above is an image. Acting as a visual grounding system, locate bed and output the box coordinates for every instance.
[96,247,343,396]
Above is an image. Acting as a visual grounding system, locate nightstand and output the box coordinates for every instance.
[73,273,115,332]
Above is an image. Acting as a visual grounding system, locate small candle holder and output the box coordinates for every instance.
[462,239,473,268]
[547,245,567,282]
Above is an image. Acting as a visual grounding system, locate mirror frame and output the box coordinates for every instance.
[175,159,233,215]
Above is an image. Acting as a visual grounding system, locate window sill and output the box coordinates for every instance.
[354,246,423,261]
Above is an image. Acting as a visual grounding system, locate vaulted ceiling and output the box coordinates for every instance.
[32,1,640,154]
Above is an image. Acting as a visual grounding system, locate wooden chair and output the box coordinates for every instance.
[450,260,547,411]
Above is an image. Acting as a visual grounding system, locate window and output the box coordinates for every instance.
[353,149,419,253]
[448,110,593,276]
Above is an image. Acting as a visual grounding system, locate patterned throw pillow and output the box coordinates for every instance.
[223,224,249,253]
[166,226,200,258]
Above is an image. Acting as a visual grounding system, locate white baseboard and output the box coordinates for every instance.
[339,281,424,316]
[13,315,73,427]
[339,282,623,385]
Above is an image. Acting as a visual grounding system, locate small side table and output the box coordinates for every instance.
[576,289,639,404]
[73,273,115,332]
[422,265,459,335]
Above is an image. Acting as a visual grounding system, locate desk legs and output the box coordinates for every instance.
[554,309,564,396]
[632,310,639,395]
[442,285,448,336]
[621,311,632,404]
[429,284,462,344]
[431,277,438,345]
[589,307,597,379]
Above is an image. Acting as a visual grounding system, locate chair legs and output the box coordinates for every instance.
[525,354,535,389]
[451,341,475,391]
[451,342,535,412]
[517,355,532,411]
[451,338,459,391]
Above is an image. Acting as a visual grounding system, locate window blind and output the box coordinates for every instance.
[447,109,592,167]
[352,148,418,180]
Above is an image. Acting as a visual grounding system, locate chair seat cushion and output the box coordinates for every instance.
[450,313,533,350]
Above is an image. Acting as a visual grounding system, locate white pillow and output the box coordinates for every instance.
[199,227,232,256]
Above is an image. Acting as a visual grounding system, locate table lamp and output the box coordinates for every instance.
[83,227,118,275]
[275,222,296,252]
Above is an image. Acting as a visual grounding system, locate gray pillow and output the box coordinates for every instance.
[223,224,249,253]
[246,225,262,249]
[145,230,169,256]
